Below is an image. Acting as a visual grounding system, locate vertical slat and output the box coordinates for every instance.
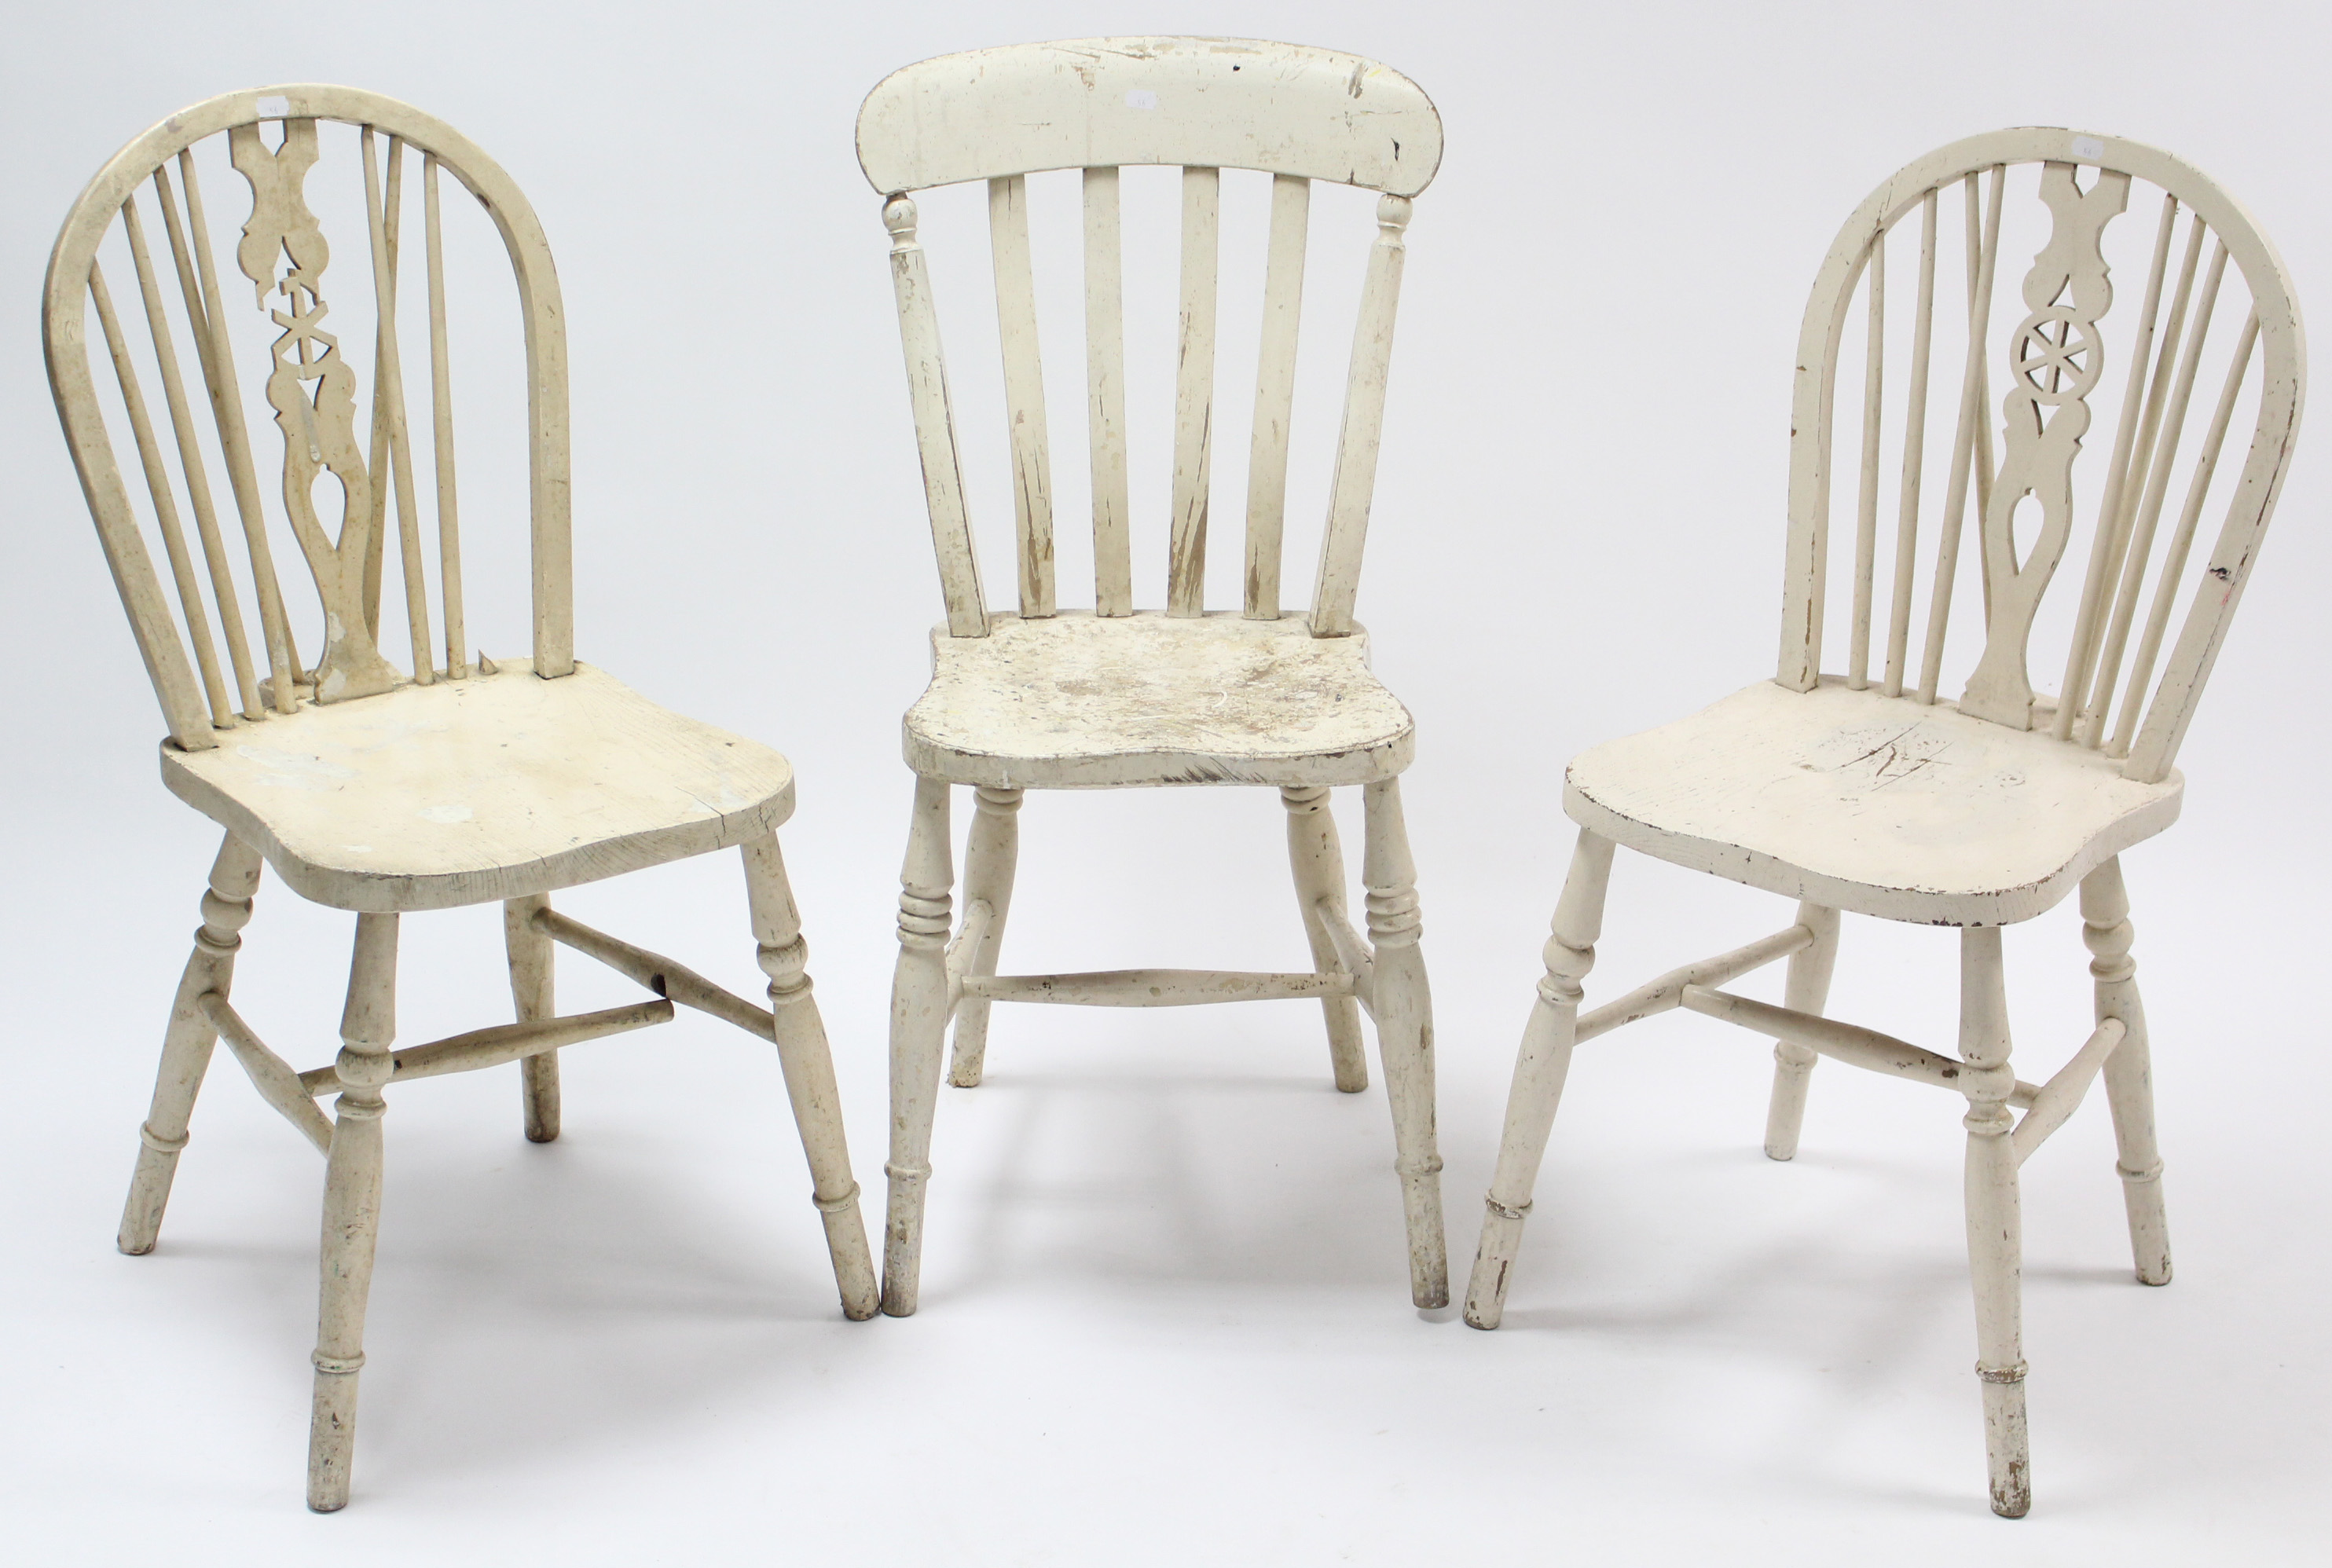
[1846,236,1883,690]
[1883,191,1939,697]
[421,157,468,679]
[178,148,300,709]
[885,195,987,636]
[90,255,235,729]
[361,136,405,640]
[1968,174,1997,624]
[1168,166,1219,617]
[130,181,262,720]
[2080,240,2228,747]
[1244,174,1311,620]
[1916,166,2004,704]
[1311,194,1415,638]
[987,174,1054,618]
[2054,192,2179,740]
[1083,168,1131,617]
[2110,312,2257,757]
[362,130,434,683]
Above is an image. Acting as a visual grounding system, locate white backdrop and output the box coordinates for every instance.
[4,2,2328,1563]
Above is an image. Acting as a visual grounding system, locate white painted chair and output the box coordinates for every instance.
[857,38,1449,1314]
[1464,130,2304,1516]
[44,86,878,1511]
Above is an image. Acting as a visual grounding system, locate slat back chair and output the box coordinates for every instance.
[45,86,877,1511]
[857,38,1450,1315]
[1463,128,2303,1519]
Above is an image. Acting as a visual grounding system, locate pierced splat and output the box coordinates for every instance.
[1960,163,2131,727]
[230,119,400,702]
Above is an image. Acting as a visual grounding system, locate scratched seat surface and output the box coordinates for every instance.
[1563,677,2183,925]
[903,611,1416,789]
[163,661,794,914]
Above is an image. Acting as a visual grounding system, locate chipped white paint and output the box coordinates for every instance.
[864,40,1447,1320]
[1471,130,2304,1520]
[904,612,1414,789]
[856,37,1442,196]
[50,89,874,1512]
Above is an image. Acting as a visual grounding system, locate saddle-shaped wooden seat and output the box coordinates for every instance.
[1564,678,2183,926]
[904,613,1415,789]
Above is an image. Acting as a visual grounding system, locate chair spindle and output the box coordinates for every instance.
[1311,194,1414,638]
[884,193,987,636]
[173,147,300,709]
[1168,166,1219,617]
[423,156,467,678]
[127,186,262,720]
[2055,192,2180,741]
[1882,191,1938,698]
[2079,240,2228,748]
[1916,165,2003,705]
[90,255,238,729]
[1082,167,1131,617]
[1847,234,1883,690]
[363,130,434,683]
[2109,311,2257,757]
[1244,173,1310,621]
[988,174,1055,618]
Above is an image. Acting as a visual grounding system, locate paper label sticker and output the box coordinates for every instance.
[256,94,292,118]
[2071,134,2106,161]
[1125,90,1159,110]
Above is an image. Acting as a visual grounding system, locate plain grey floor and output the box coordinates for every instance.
[6,2,2329,1563]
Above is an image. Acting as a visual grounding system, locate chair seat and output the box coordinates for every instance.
[163,661,794,914]
[1562,677,2184,925]
[902,610,1416,789]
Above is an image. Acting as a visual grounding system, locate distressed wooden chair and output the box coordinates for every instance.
[44,86,878,1511]
[857,38,1448,1315]
[1464,129,2303,1516]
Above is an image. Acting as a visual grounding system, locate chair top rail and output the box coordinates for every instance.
[856,36,1443,196]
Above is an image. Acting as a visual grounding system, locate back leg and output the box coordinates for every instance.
[2083,858,2170,1284]
[1282,785,1368,1094]
[947,786,1022,1088]
[119,832,263,1255]
[504,895,559,1141]
[1762,903,1841,1160]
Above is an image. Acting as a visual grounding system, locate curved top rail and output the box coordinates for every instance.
[1777,126,2305,781]
[856,36,1443,196]
[43,82,574,737]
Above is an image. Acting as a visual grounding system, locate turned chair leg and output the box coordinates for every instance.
[882,777,955,1317]
[1959,925,2030,1519]
[1362,779,1447,1309]
[119,833,264,1256]
[1282,785,1369,1094]
[742,835,879,1320]
[1465,827,1615,1329]
[1762,903,1841,1160]
[308,912,399,1513]
[2083,859,2170,1285]
[947,786,1021,1088]
[503,895,559,1142]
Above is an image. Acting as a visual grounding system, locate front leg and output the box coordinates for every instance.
[1959,925,2030,1519]
[1363,779,1446,1309]
[1465,828,1615,1329]
[307,912,398,1512]
[882,778,955,1317]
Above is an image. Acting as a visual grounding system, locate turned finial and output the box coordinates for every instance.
[883,195,919,247]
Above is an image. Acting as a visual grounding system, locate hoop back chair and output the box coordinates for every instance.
[44,86,877,1510]
[857,38,1449,1313]
[1462,129,2304,1516]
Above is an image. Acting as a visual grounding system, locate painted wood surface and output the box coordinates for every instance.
[1472,129,2299,1519]
[54,89,875,1511]
[904,612,1414,789]
[856,37,1441,196]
